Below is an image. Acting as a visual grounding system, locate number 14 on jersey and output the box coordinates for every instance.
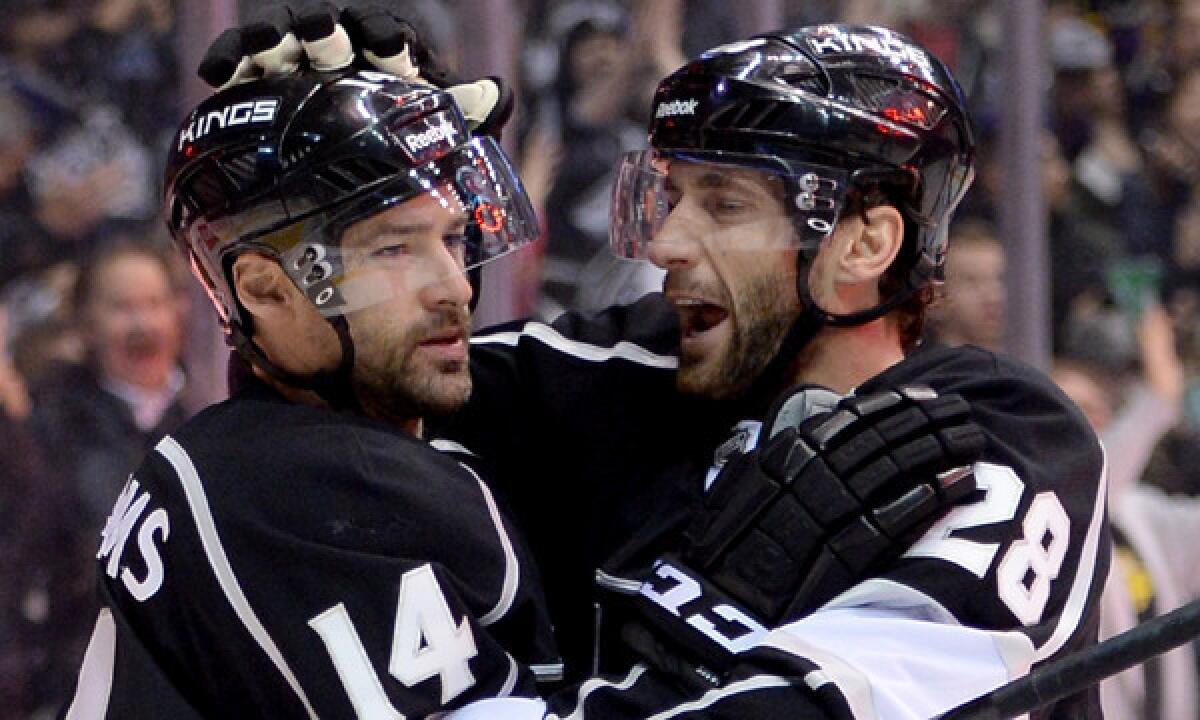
[309,564,480,718]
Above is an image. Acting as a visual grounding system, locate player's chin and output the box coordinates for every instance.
[676,355,733,399]
[676,332,739,398]
[417,366,473,416]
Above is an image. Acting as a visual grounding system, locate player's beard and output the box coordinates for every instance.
[352,305,473,422]
[678,269,799,402]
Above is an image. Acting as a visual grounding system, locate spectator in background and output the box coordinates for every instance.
[1050,15,1146,259]
[24,236,191,713]
[538,8,665,316]
[1049,14,1117,163]
[34,0,176,146]
[0,415,63,720]
[0,306,30,420]
[30,236,189,532]
[1124,0,1200,141]
[1042,128,1125,348]
[0,93,51,291]
[1127,64,1200,264]
[4,261,85,392]
[926,218,1006,351]
[1053,305,1200,720]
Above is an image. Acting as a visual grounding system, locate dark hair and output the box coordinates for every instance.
[71,232,182,314]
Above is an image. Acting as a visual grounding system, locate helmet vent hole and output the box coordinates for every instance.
[183,166,231,211]
[851,75,947,130]
[713,100,784,130]
[851,75,903,111]
[282,137,320,169]
[778,73,824,95]
[222,148,262,192]
[315,158,399,192]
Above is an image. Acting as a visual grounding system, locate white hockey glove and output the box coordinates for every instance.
[197,2,513,138]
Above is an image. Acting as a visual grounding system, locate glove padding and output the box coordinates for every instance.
[682,384,985,624]
[198,2,513,137]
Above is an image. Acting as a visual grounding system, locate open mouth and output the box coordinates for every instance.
[672,297,729,339]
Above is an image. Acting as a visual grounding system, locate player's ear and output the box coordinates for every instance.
[835,204,903,284]
[232,253,298,322]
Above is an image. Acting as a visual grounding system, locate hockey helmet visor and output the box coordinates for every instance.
[611,148,851,260]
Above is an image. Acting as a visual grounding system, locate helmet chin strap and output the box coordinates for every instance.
[231,315,362,413]
[733,252,921,418]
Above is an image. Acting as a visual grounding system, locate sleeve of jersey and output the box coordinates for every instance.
[433,293,680,464]
[805,352,1111,716]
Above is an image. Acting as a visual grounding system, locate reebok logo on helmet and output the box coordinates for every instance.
[656,99,700,119]
[404,123,459,154]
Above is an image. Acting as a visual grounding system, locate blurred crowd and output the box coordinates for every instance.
[3,0,1200,717]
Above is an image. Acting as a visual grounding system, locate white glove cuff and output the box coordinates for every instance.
[219,55,260,91]
[363,45,422,83]
[447,80,500,129]
[303,25,355,72]
[252,32,303,77]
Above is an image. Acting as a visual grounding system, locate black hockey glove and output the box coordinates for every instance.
[198,2,513,137]
[610,385,986,685]
[684,384,985,624]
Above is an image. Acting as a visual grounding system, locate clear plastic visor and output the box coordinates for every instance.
[610,149,850,261]
[253,136,537,317]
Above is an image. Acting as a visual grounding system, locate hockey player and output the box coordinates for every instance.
[65,71,559,718]
[198,9,1109,718]
[458,27,1108,719]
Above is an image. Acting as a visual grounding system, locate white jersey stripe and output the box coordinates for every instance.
[530,662,566,681]
[430,438,477,457]
[645,675,795,720]
[1036,445,1109,660]
[65,609,117,720]
[551,664,649,720]
[803,669,831,691]
[472,323,678,369]
[156,436,319,720]
[499,654,519,697]
[463,463,520,626]
[824,576,960,623]
[595,568,642,594]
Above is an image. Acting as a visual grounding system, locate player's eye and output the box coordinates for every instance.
[708,194,748,217]
[371,242,410,258]
[444,231,469,264]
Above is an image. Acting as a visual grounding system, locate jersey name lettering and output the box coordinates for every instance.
[97,477,171,602]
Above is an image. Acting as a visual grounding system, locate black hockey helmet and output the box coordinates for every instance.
[165,69,536,340]
[612,24,975,316]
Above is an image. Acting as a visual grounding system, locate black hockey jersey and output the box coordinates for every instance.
[67,373,559,719]
[436,295,1110,719]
